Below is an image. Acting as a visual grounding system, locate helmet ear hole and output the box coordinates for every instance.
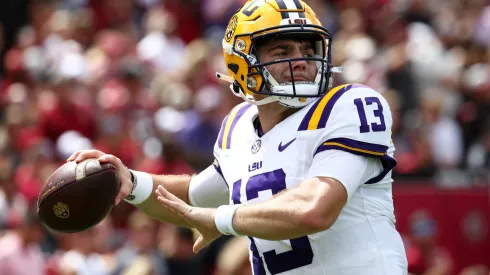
[232,82,241,95]
[247,77,257,88]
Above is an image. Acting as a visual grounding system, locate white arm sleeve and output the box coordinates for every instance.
[188,165,229,208]
[306,149,384,201]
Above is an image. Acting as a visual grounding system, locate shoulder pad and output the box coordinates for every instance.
[298,84,356,131]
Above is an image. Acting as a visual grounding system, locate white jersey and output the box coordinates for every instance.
[213,84,407,275]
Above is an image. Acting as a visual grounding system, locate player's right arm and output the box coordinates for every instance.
[68,104,242,226]
[67,150,229,227]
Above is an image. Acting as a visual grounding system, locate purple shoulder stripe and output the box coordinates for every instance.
[316,85,352,129]
[217,103,252,149]
[217,114,230,149]
[298,84,354,131]
[226,104,252,149]
[314,137,389,157]
[314,137,397,184]
[297,94,324,131]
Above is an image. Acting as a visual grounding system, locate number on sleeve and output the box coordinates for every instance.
[232,170,314,275]
[354,97,386,133]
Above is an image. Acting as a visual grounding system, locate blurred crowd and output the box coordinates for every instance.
[0,0,489,274]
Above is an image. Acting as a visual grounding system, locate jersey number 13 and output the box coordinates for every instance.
[354,97,386,133]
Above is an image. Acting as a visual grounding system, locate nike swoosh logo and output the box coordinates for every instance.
[278,138,297,152]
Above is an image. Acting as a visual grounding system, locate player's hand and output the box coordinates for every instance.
[66,149,132,206]
[155,185,221,253]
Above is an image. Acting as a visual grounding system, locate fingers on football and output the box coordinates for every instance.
[97,154,124,171]
[97,155,131,206]
[71,149,105,162]
[115,177,132,206]
[67,150,90,161]
[97,154,133,205]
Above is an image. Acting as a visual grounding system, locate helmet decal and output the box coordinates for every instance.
[225,15,239,43]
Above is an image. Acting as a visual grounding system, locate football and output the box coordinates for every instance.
[37,158,120,233]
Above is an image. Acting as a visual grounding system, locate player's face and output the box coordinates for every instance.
[257,38,318,85]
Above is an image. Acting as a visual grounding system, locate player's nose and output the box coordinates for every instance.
[292,60,307,72]
[290,50,307,71]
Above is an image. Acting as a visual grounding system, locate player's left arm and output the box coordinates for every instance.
[233,177,345,239]
[155,150,379,244]
[231,150,382,240]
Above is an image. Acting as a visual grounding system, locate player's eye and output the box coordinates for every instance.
[302,49,315,58]
[274,51,289,57]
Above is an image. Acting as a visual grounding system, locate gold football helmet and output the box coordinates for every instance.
[217,0,342,108]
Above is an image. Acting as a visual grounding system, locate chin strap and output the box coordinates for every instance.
[216,72,278,106]
[237,91,278,105]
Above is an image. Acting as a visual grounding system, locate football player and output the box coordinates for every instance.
[68,0,408,274]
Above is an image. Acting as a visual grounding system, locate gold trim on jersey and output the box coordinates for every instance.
[217,103,252,149]
[322,142,386,156]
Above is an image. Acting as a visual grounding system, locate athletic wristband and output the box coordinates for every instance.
[124,170,153,205]
[214,204,242,236]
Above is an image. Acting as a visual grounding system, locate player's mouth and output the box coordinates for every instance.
[283,73,314,83]
[282,78,314,85]
[285,76,308,82]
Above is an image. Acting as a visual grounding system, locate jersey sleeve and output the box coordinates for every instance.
[188,164,229,208]
[306,149,384,200]
[300,84,397,185]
